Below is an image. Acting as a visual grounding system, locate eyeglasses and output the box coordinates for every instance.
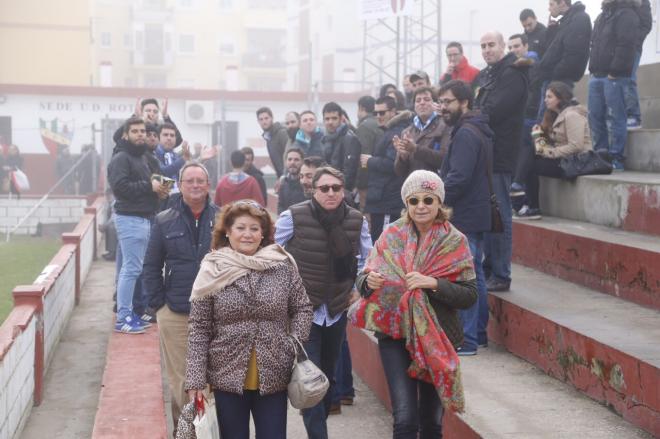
[316,184,343,193]
[373,110,390,116]
[438,98,458,106]
[407,196,436,206]
[181,178,208,185]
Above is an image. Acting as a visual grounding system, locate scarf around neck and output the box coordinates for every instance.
[190,244,296,301]
[349,217,475,413]
[310,198,357,281]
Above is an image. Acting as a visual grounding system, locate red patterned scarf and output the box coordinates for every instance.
[349,218,475,412]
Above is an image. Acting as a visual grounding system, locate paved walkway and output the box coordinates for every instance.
[18,258,393,438]
[21,260,115,439]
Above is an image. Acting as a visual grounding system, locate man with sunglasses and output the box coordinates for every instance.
[363,96,410,243]
[275,167,372,439]
[143,162,217,431]
[438,80,494,356]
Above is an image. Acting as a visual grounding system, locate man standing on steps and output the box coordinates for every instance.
[275,167,372,439]
[142,162,217,430]
[520,8,547,57]
[108,116,169,334]
[257,107,289,178]
[475,31,529,293]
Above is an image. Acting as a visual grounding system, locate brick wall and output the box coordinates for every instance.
[0,197,88,235]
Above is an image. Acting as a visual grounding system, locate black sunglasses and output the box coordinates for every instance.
[316,184,343,193]
[407,196,435,206]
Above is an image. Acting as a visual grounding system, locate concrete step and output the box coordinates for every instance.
[539,171,660,236]
[489,265,660,437]
[626,129,660,173]
[347,326,653,439]
[512,216,660,311]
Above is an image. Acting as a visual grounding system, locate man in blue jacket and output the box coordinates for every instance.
[142,162,218,427]
[439,80,494,355]
[363,96,411,242]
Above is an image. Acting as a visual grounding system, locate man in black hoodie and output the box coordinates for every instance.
[520,8,547,57]
[588,0,640,170]
[475,31,529,293]
[108,117,169,334]
[536,0,592,120]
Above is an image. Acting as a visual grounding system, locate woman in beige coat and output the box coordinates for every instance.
[515,82,592,220]
[185,200,312,439]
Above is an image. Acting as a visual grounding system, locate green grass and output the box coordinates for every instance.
[0,235,62,324]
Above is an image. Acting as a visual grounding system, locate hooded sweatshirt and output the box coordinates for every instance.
[213,171,265,207]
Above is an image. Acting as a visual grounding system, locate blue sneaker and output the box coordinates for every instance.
[510,182,526,197]
[115,315,146,334]
[612,159,625,172]
[132,311,153,329]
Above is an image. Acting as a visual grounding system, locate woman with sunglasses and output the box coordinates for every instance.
[185,199,313,439]
[350,170,477,438]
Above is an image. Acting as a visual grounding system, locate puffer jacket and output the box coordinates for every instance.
[394,112,451,177]
[539,104,592,159]
[185,261,313,395]
[589,0,640,78]
[142,196,218,314]
[537,1,592,82]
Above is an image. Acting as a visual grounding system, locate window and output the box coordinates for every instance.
[100,32,112,48]
[218,37,236,55]
[123,33,132,49]
[179,34,195,53]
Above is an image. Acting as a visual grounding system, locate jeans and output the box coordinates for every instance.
[537,80,575,122]
[462,232,487,350]
[332,338,355,404]
[302,314,348,439]
[588,75,628,162]
[623,50,642,123]
[214,390,287,439]
[114,214,151,320]
[513,119,537,186]
[484,173,513,284]
[369,212,401,244]
[378,337,443,439]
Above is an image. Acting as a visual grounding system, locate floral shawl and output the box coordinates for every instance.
[349,217,475,412]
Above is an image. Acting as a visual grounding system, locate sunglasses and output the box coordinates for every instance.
[407,196,436,206]
[316,184,343,193]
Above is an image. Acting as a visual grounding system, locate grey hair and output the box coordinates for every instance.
[178,161,209,182]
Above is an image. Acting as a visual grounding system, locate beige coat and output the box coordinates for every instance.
[541,104,592,159]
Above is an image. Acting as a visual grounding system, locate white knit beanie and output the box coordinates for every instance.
[401,170,445,203]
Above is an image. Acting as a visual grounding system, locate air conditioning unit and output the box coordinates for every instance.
[185,101,214,125]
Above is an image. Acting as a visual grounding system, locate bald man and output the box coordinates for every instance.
[473,30,529,344]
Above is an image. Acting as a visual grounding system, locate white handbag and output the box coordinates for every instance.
[287,336,329,409]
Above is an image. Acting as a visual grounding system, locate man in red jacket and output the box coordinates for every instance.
[214,150,266,207]
[439,42,480,86]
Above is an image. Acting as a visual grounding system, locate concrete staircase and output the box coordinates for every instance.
[348,129,660,437]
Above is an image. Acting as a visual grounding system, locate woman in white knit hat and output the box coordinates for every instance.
[350,170,478,437]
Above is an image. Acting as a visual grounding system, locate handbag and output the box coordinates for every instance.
[11,168,30,193]
[559,150,613,179]
[287,336,329,409]
[176,397,221,439]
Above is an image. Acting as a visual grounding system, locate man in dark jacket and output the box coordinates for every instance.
[536,0,592,120]
[321,102,361,192]
[624,0,652,129]
[143,162,217,426]
[241,147,268,203]
[588,0,640,170]
[475,31,529,293]
[520,8,547,57]
[277,148,307,214]
[107,117,169,334]
[394,86,450,177]
[439,80,494,355]
[293,111,324,157]
[257,107,289,178]
[356,96,384,210]
[363,96,408,242]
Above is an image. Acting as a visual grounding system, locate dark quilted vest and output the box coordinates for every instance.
[287,200,363,317]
